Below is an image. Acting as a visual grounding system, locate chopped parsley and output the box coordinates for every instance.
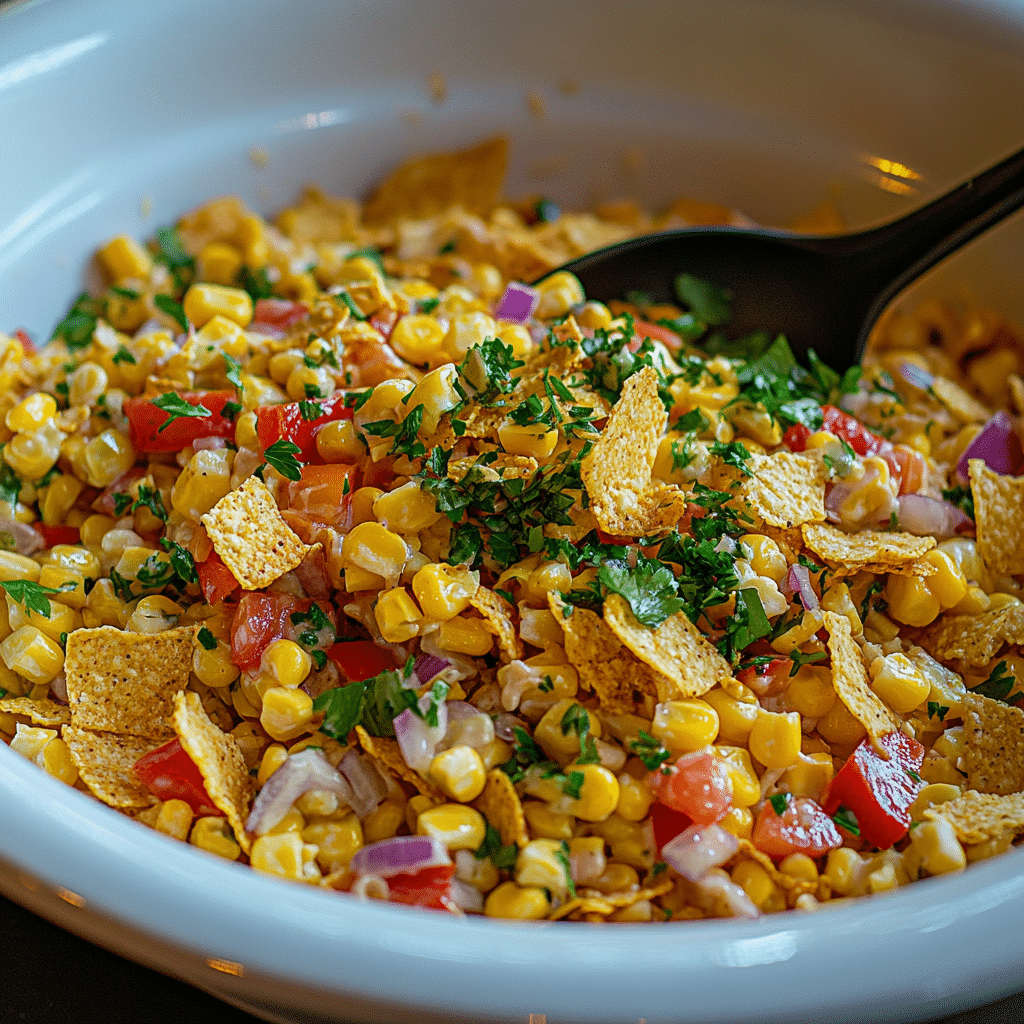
[629,730,672,771]
[196,627,218,651]
[832,806,861,836]
[788,648,828,676]
[159,538,199,586]
[237,265,277,301]
[51,292,103,351]
[718,587,772,662]
[597,556,685,628]
[560,704,600,765]
[768,792,791,815]
[263,438,304,481]
[112,344,137,365]
[927,702,950,722]
[973,660,1016,704]
[361,405,426,460]
[153,225,196,291]
[154,293,189,333]
[708,440,753,476]
[152,392,212,433]
[132,484,168,522]
[0,579,76,619]
[941,485,975,521]
[223,351,244,391]
[474,823,518,869]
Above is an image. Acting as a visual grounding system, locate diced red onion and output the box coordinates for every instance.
[896,493,973,538]
[895,361,935,390]
[957,412,1024,483]
[493,712,520,742]
[661,823,739,882]
[192,436,228,451]
[0,512,44,556]
[337,749,389,818]
[494,281,539,323]
[245,749,355,835]
[595,738,627,773]
[713,535,736,555]
[447,877,484,913]
[293,545,332,600]
[692,872,761,919]
[413,653,450,686]
[787,563,819,612]
[49,672,68,704]
[393,695,449,775]
[349,835,451,879]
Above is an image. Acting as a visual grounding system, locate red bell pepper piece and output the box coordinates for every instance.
[385,863,455,910]
[133,737,222,817]
[255,393,353,464]
[823,731,925,848]
[752,795,843,860]
[33,524,81,547]
[326,639,398,683]
[250,298,309,333]
[197,553,239,604]
[125,390,237,453]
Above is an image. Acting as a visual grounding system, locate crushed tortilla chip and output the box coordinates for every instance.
[473,768,529,849]
[823,611,898,751]
[551,878,673,920]
[919,603,1024,670]
[355,725,445,801]
[63,725,158,809]
[603,593,732,702]
[969,460,1024,575]
[201,476,310,590]
[65,625,195,739]
[362,136,508,226]
[448,453,537,482]
[735,840,817,901]
[960,692,1024,795]
[924,790,1024,845]
[468,586,522,661]
[548,593,664,712]
[738,452,828,529]
[549,895,617,920]
[931,376,991,424]
[581,366,687,537]
[0,696,70,728]
[801,523,936,575]
[174,691,253,853]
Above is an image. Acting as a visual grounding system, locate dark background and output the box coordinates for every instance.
[2,890,1024,1023]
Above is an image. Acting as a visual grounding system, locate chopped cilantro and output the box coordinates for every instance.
[314,681,367,740]
[673,273,731,326]
[298,400,323,421]
[941,485,975,521]
[708,440,752,476]
[152,392,212,433]
[674,408,709,433]
[263,438,304,481]
[597,556,685,628]
[560,704,599,765]
[112,344,137,365]
[474,823,518,869]
[361,405,426,460]
[131,484,168,522]
[859,580,887,621]
[768,792,791,815]
[336,291,366,321]
[629,729,672,771]
[113,492,134,516]
[154,293,189,333]
[153,225,195,290]
[223,351,244,391]
[555,842,576,899]
[159,538,199,586]
[561,770,585,800]
[237,265,277,301]
[788,648,828,676]
[927,702,950,722]
[832,806,860,836]
[196,627,218,651]
[0,460,22,508]
[51,292,103,351]
[456,338,524,406]
[973,660,1016,704]
[719,587,772,662]
[0,579,76,619]
[135,554,176,591]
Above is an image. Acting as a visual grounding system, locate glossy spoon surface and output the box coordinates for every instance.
[542,145,1024,371]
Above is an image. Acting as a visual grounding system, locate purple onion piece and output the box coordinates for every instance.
[245,749,355,836]
[413,653,450,686]
[787,563,819,612]
[338,749,389,818]
[447,877,484,913]
[897,493,973,538]
[349,835,451,878]
[494,281,539,323]
[393,705,446,775]
[661,823,738,882]
[956,411,1024,483]
[493,713,521,743]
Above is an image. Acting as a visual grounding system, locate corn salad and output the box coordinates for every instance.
[2,139,1024,922]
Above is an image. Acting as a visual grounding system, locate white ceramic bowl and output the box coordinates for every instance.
[2,2,1024,1021]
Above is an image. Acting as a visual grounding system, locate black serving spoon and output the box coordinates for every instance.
[540,144,1024,371]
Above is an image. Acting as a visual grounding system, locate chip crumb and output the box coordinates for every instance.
[202,476,310,591]
[603,593,732,702]
[174,691,254,853]
[63,725,158,809]
[823,610,898,752]
[0,696,70,728]
[969,460,1024,575]
[802,522,936,575]
[925,790,1024,845]
[468,586,522,661]
[919,602,1024,670]
[473,767,529,849]
[960,692,1024,795]
[355,725,445,800]
[740,452,828,529]
[65,625,195,739]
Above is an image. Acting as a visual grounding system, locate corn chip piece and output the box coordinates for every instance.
[738,452,828,529]
[447,454,538,483]
[603,593,732,702]
[924,790,1024,845]
[918,602,1024,670]
[549,895,616,920]
[801,522,936,575]
[543,499,597,543]
[355,725,445,801]
[548,592,664,712]
[581,366,687,537]
[931,376,991,424]
[960,692,1024,795]
[0,696,70,728]
[63,725,158,809]
[468,586,522,661]
[65,625,195,739]
[362,136,508,225]
[595,878,674,909]
[174,691,254,853]
[735,841,817,901]
[823,611,897,752]
[202,476,310,591]
[551,879,674,920]
[473,768,529,849]
[969,460,1024,575]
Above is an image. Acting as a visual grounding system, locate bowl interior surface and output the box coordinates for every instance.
[2,2,1024,1022]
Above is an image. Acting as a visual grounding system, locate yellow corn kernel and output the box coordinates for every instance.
[266,807,306,836]
[82,429,136,488]
[816,697,868,746]
[779,852,818,884]
[567,764,620,823]
[189,816,241,860]
[950,585,991,616]
[343,565,385,592]
[533,699,602,764]
[931,726,965,761]
[534,271,585,320]
[523,800,575,841]
[193,639,238,689]
[79,514,116,552]
[886,574,941,628]
[771,609,825,653]
[437,615,493,656]
[870,652,930,713]
[154,798,194,841]
[715,746,761,807]
[372,482,442,535]
[417,803,487,851]
[98,234,153,280]
[825,847,868,896]
[702,685,759,744]
[198,242,244,285]
[908,782,962,822]
[259,685,314,742]
[126,595,183,634]
[615,772,654,822]
[516,838,572,899]
[442,311,498,361]
[404,794,436,833]
[374,587,422,643]
[523,561,573,604]
[6,393,57,434]
[411,563,476,622]
[651,699,719,754]
[5,422,63,479]
[267,350,304,385]
[38,737,78,786]
[781,752,834,802]
[731,860,784,912]
[921,548,969,609]
[484,880,551,920]
[588,862,640,894]
[250,832,321,882]
[740,533,788,586]
[497,420,558,459]
[315,419,365,463]
[428,745,487,803]
[519,606,564,648]
[910,818,966,875]
[341,521,407,582]
[39,473,84,526]
[356,799,402,845]
[182,283,253,329]
[257,744,289,787]
[171,448,234,521]
[37,565,86,610]
[964,831,1014,864]
[786,665,836,718]
[0,551,40,583]
[10,722,55,762]
[263,638,311,689]
[497,322,534,361]
[573,300,613,331]
[390,314,446,364]
[304,814,363,872]
[717,804,754,841]
[0,626,63,685]
[748,710,802,770]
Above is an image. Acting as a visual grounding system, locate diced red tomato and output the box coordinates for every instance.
[821,405,889,457]
[326,639,398,683]
[752,796,843,860]
[783,422,812,452]
[884,445,926,496]
[125,390,237,453]
[360,454,398,490]
[737,657,791,698]
[197,553,239,604]
[650,800,693,852]
[596,529,633,546]
[33,524,80,547]
[630,318,683,352]
[250,298,309,333]
[14,328,36,354]
[255,392,353,463]
[286,463,358,529]
[648,750,732,826]
[133,737,222,817]
[93,467,146,516]
[230,592,335,671]
[823,731,925,849]
[385,863,456,910]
